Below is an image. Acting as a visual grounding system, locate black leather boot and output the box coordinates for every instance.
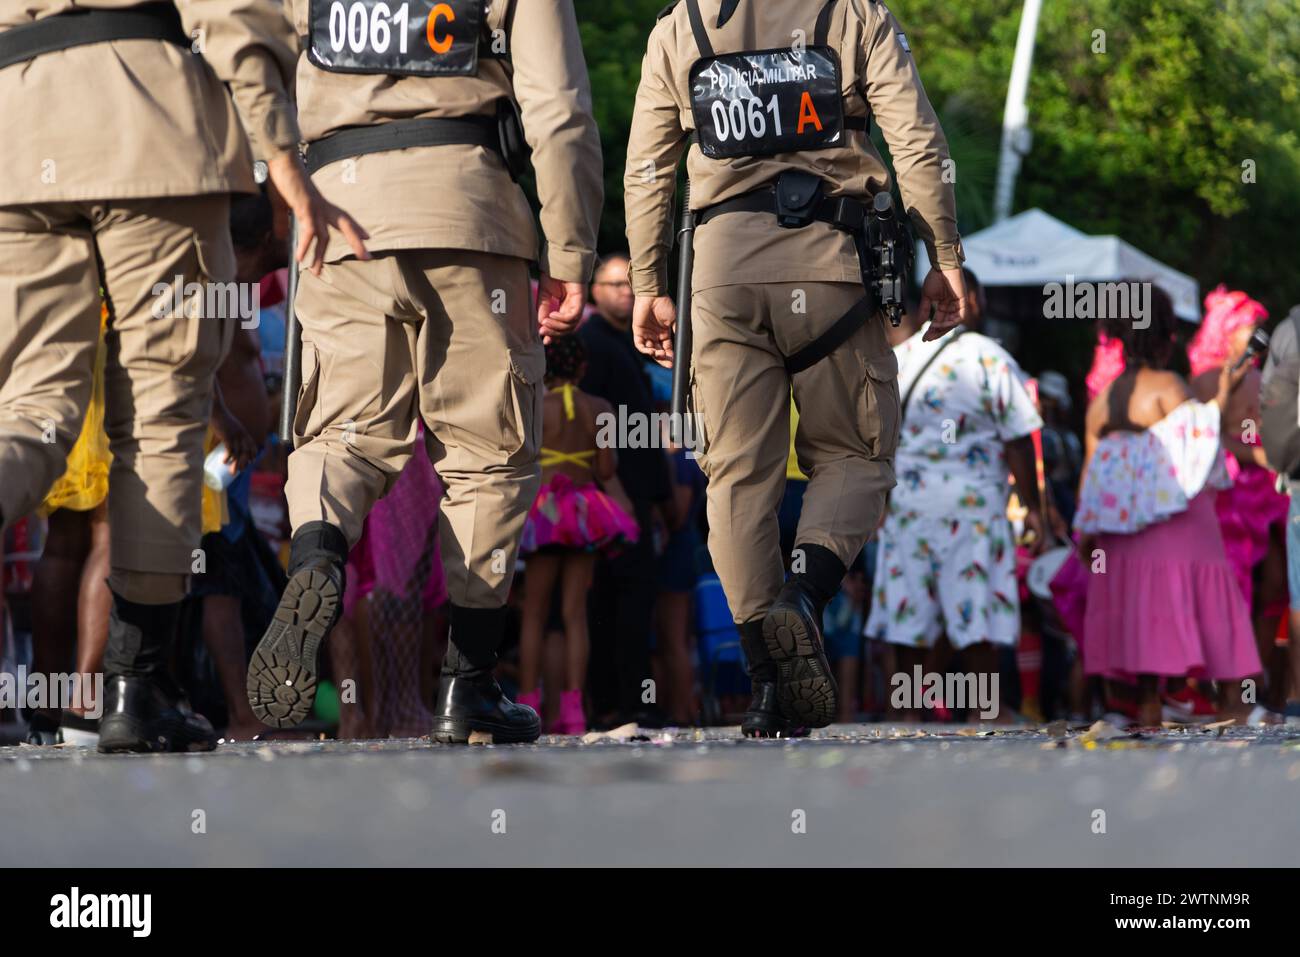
[97,595,217,752]
[739,619,808,738]
[99,674,218,753]
[247,521,347,728]
[431,606,540,744]
[763,544,847,729]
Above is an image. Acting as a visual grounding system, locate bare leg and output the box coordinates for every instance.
[543,629,565,729]
[353,598,378,735]
[201,594,263,738]
[1065,654,1086,719]
[961,640,1010,723]
[1218,675,1264,723]
[1136,674,1161,727]
[327,606,377,740]
[30,509,91,722]
[654,588,695,725]
[928,633,956,678]
[836,655,859,723]
[560,553,596,691]
[518,554,560,694]
[72,502,111,718]
[891,644,926,721]
[1254,525,1288,710]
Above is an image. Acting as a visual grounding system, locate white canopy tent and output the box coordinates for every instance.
[914,208,1202,322]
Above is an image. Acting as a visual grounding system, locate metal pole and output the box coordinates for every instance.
[992,0,1043,223]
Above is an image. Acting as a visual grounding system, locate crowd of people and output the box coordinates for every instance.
[1,181,1297,740]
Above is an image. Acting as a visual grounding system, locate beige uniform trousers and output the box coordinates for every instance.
[0,196,234,603]
[690,279,900,624]
[286,250,543,609]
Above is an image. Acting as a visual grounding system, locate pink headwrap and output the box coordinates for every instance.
[1187,285,1268,377]
[1085,332,1126,401]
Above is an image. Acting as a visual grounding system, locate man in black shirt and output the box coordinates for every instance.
[579,253,673,725]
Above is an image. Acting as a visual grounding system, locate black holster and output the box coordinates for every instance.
[496,97,530,182]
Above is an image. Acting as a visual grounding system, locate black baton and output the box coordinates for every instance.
[278,216,301,443]
[670,180,694,447]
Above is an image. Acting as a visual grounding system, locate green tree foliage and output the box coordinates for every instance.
[575,0,667,254]
[864,0,1300,315]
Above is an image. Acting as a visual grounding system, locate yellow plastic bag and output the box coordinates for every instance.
[40,305,112,515]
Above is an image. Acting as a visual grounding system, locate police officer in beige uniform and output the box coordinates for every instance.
[249,0,602,743]
[0,0,364,752]
[625,0,968,735]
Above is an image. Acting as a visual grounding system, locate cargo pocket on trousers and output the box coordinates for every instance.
[502,346,546,461]
[860,350,901,459]
[687,365,711,476]
[292,342,321,447]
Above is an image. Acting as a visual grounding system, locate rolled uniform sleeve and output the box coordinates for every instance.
[509,0,603,283]
[178,0,301,159]
[623,24,688,299]
[860,3,963,270]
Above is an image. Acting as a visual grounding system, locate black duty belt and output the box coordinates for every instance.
[696,182,876,375]
[696,186,866,232]
[0,4,189,72]
[304,115,500,175]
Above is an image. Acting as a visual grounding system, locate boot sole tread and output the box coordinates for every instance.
[763,603,838,728]
[247,567,340,728]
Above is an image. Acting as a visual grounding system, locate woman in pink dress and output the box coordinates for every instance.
[1076,289,1260,727]
[328,430,448,739]
[516,335,638,735]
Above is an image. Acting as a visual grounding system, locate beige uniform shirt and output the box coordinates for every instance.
[0,0,299,204]
[624,0,963,297]
[289,0,602,281]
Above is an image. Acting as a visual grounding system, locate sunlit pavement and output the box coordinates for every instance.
[3,723,1298,866]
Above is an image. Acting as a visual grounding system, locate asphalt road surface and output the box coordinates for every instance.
[3,723,1298,866]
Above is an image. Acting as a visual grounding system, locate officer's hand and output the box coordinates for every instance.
[536,274,586,343]
[633,296,676,368]
[919,268,968,341]
[265,151,370,277]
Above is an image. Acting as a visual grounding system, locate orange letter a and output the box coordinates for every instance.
[796,92,824,134]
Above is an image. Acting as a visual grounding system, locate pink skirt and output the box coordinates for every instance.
[1215,463,1288,611]
[520,473,639,558]
[1083,492,1260,681]
[344,444,447,618]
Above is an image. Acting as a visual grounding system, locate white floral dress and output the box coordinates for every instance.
[866,325,1043,648]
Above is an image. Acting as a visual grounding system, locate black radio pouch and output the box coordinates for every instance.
[496,97,530,182]
[774,171,825,229]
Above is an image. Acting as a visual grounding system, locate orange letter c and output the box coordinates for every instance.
[427,3,454,54]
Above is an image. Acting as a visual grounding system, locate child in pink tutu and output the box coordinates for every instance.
[1076,289,1261,726]
[517,335,639,734]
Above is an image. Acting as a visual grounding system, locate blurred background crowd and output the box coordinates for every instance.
[4,0,1300,740]
[3,190,1296,739]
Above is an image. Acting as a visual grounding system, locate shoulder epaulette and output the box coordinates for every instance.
[657,1,679,20]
